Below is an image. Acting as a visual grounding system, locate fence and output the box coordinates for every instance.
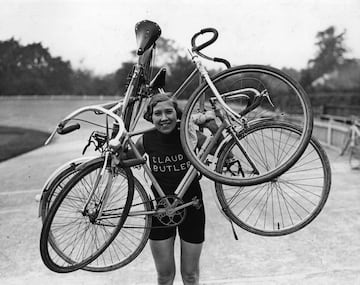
[313,115,350,151]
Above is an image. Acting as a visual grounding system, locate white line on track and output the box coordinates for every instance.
[0,189,40,196]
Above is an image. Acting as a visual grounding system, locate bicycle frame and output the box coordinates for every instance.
[75,131,207,222]
[122,129,204,216]
[44,51,266,215]
[43,21,287,223]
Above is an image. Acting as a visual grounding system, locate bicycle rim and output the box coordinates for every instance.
[40,158,134,273]
[180,64,313,186]
[215,121,331,236]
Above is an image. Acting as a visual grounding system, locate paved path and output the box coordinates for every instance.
[0,99,359,284]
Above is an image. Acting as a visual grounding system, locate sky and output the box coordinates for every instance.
[1,0,360,75]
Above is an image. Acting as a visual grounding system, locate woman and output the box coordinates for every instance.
[131,92,208,285]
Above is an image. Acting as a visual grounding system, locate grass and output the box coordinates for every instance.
[0,126,50,162]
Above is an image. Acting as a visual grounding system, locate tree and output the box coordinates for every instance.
[308,26,347,80]
[0,39,73,95]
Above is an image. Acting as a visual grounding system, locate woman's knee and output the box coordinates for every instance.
[180,240,202,284]
[181,268,199,284]
[150,238,176,284]
[157,268,175,284]
[156,268,174,285]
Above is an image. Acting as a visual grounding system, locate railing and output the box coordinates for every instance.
[313,115,349,151]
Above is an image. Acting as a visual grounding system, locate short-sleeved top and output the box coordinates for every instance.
[142,127,202,201]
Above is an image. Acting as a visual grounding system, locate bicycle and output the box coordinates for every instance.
[39,119,330,273]
[340,116,360,169]
[39,20,317,273]
[107,19,313,186]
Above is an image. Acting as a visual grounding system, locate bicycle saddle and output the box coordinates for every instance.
[135,20,161,55]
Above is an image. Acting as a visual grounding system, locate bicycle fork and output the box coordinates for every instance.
[81,152,113,221]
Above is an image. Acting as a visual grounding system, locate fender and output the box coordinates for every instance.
[38,156,96,217]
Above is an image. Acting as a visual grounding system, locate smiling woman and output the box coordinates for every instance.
[0,126,50,162]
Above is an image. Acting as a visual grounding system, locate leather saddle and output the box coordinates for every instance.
[135,20,161,55]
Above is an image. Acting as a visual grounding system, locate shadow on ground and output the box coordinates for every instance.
[0,126,49,162]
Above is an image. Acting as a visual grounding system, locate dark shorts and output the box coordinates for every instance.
[149,200,205,244]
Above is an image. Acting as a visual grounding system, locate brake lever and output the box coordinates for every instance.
[262,90,275,107]
[82,137,93,155]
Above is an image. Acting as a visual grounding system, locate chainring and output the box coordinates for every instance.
[155,195,187,226]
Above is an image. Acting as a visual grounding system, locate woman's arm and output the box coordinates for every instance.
[190,111,224,154]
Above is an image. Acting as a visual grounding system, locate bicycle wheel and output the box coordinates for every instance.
[40,158,134,273]
[349,146,360,169]
[215,121,331,236]
[180,64,313,186]
[83,175,152,272]
[40,160,152,272]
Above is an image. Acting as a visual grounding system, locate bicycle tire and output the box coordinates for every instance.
[215,121,331,236]
[39,157,134,273]
[180,64,313,186]
[83,175,152,272]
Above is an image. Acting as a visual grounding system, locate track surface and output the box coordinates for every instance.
[0,98,359,284]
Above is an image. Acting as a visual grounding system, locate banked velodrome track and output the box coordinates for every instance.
[0,97,359,285]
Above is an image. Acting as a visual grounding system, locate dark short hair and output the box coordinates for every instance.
[143,92,182,122]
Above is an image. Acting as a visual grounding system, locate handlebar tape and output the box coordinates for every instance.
[57,123,80,135]
[213,57,231,68]
[191,28,218,52]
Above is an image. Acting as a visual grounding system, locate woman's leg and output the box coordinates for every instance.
[180,239,203,285]
[150,237,176,285]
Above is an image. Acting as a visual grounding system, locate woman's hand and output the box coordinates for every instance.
[191,110,216,125]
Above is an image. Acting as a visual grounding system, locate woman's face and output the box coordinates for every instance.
[152,100,177,134]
